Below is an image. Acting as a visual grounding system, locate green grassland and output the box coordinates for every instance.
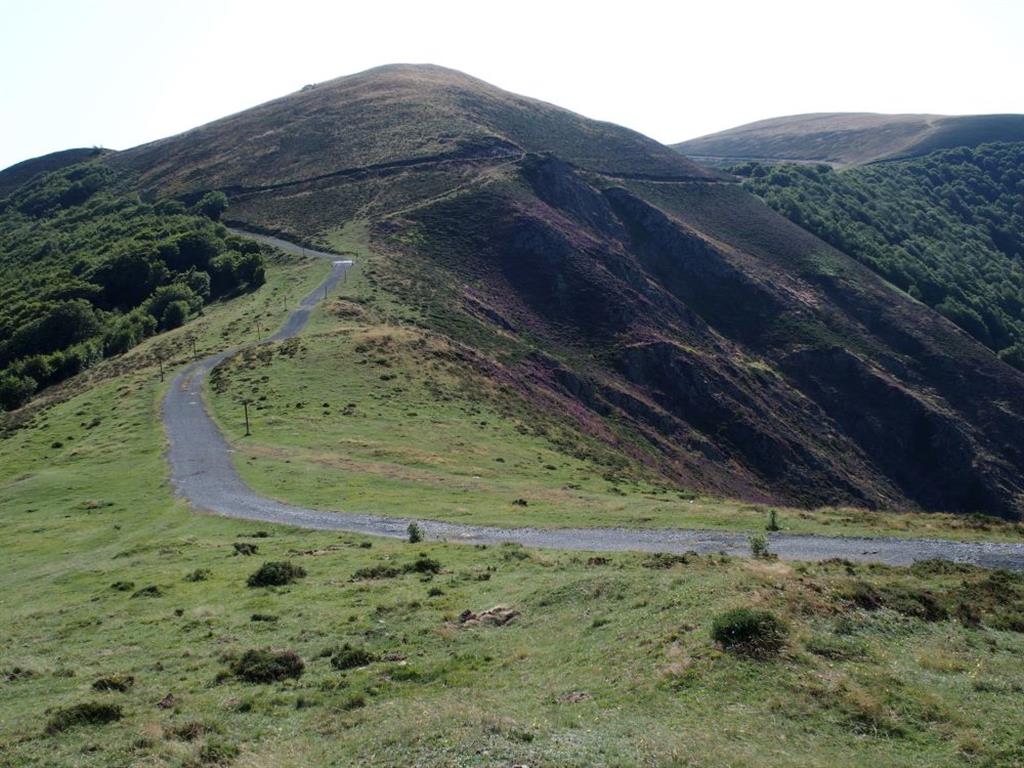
[3,243,1024,767]
[5,364,1024,767]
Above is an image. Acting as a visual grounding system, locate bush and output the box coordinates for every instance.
[409,554,442,574]
[749,534,772,559]
[232,649,304,683]
[0,371,36,411]
[192,191,229,221]
[330,644,378,670]
[407,522,424,543]
[766,509,780,531]
[45,701,123,734]
[711,608,788,656]
[184,568,212,582]
[247,561,306,588]
[159,300,190,330]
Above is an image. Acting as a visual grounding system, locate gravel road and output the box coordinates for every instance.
[162,232,1024,570]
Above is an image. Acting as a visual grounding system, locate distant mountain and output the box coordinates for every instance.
[7,65,1024,518]
[673,113,1024,167]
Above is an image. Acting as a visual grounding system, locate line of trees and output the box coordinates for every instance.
[0,165,264,410]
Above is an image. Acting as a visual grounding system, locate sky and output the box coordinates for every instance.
[2,0,1021,170]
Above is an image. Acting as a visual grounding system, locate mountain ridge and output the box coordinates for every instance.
[673,112,1024,167]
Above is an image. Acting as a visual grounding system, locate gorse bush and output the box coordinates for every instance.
[231,649,304,683]
[0,162,267,410]
[711,608,788,656]
[246,561,306,587]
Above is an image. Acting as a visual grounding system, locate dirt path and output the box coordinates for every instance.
[162,232,1024,570]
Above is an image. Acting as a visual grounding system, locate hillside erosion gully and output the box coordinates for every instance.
[161,229,1024,570]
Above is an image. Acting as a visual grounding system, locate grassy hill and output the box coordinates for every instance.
[673,112,1024,167]
[732,143,1024,367]
[82,64,1024,520]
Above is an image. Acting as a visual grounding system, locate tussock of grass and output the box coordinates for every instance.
[45,702,122,734]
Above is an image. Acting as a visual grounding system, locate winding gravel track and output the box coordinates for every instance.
[163,232,1024,570]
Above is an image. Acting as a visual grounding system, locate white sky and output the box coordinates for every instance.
[2,0,1021,170]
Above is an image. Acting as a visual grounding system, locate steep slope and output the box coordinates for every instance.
[97,65,1024,519]
[673,113,1024,167]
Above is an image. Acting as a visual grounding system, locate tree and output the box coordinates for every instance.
[159,300,190,330]
[193,191,229,221]
[0,372,37,411]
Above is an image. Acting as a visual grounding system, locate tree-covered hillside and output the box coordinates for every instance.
[733,143,1024,368]
[0,162,265,409]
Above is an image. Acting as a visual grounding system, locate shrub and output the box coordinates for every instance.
[766,509,780,531]
[233,542,258,556]
[45,701,123,734]
[711,608,788,656]
[749,534,772,559]
[184,568,212,582]
[232,649,304,683]
[409,555,442,574]
[250,613,278,623]
[330,644,378,670]
[192,191,229,221]
[110,580,135,591]
[132,585,164,598]
[246,561,306,588]
[407,522,424,543]
[92,674,134,692]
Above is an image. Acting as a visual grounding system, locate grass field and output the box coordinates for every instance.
[3,362,1024,766]
[3,246,1024,767]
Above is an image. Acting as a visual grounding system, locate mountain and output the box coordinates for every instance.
[673,113,1024,167]
[112,64,715,195]
[9,64,1024,519]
